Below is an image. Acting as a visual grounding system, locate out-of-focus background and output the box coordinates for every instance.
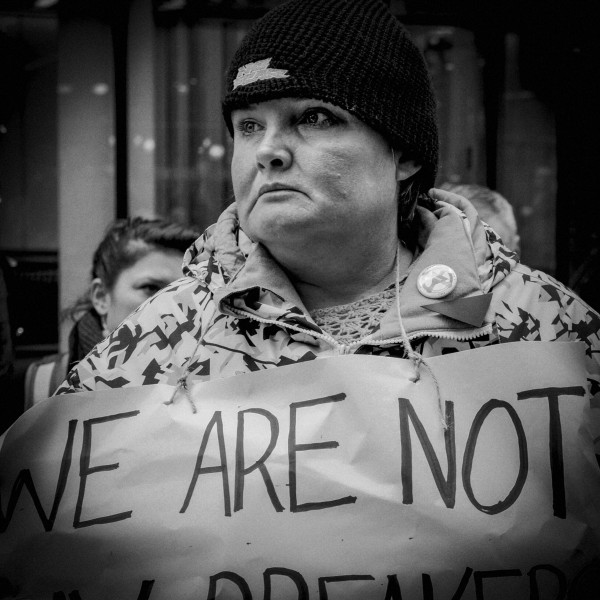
[1,0,599,430]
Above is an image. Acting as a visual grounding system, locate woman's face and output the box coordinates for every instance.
[103,248,183,332]
[230,98,418,252]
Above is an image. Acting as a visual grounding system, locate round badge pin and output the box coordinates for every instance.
[417,264,457,299]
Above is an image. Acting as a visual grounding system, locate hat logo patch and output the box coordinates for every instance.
[233,58,289,89]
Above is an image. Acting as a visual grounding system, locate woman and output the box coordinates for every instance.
[25,216,199,405]
[54,0,599,399]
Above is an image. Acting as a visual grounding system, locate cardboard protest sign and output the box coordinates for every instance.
[1,342,599,600]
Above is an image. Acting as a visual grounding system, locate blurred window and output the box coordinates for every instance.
[497,33,556,273]
[155,17,250,230]
[1,11,59,354]
[0,12,58,252]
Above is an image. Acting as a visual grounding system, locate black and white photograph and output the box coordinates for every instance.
[1,1,599,598]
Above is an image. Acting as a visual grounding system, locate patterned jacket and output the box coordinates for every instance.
[54,197,600,402]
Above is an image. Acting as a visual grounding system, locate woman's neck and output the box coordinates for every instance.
[271,237,412,312]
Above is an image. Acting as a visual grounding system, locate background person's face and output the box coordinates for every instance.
[230,98,405,252]
[104,248,183,332]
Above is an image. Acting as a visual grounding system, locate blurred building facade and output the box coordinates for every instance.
[0,0,599,368]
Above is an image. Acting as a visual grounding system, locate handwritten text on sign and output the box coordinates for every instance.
[1,342,599,599]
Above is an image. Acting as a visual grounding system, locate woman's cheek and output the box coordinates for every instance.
[232,176,255,219]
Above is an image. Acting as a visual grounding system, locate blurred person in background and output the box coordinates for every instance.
[24,216,199,407]
[441,182,520,254]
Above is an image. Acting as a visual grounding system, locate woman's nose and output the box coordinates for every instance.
[256,131,293,171]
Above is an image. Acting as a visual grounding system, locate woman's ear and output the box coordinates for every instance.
[90,278,110,316]
[395,159,421,182]
[392,149,421,181]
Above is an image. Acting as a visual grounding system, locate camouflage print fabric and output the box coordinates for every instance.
[54,197,600,415]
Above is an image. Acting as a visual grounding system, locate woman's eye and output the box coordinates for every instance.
[300,109,338,128]
[237,120,261,135]
[140,283,161,296]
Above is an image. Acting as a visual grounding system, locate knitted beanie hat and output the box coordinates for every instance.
[222,0,439,189]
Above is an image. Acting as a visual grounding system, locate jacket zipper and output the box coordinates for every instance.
[228,306,494,353]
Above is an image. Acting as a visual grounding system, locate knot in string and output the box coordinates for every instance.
[406,349,424,383]
[163,335,206,414]
[164,372,197,413]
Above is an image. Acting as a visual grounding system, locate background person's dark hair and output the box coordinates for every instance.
[67,216,199,321]
[91,217,199,290]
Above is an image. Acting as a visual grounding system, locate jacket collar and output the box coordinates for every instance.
[378,202,489,339]
[191,199,511,337]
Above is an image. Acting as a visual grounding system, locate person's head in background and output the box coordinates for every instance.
[440,182,521,254]
[88,217,199,333]
[67,217,199,362]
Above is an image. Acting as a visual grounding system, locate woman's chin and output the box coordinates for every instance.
[245,209,322,244]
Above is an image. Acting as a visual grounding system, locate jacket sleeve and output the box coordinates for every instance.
[496,264,600,460]
[560,290,600,460]
[54,278,209,394]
